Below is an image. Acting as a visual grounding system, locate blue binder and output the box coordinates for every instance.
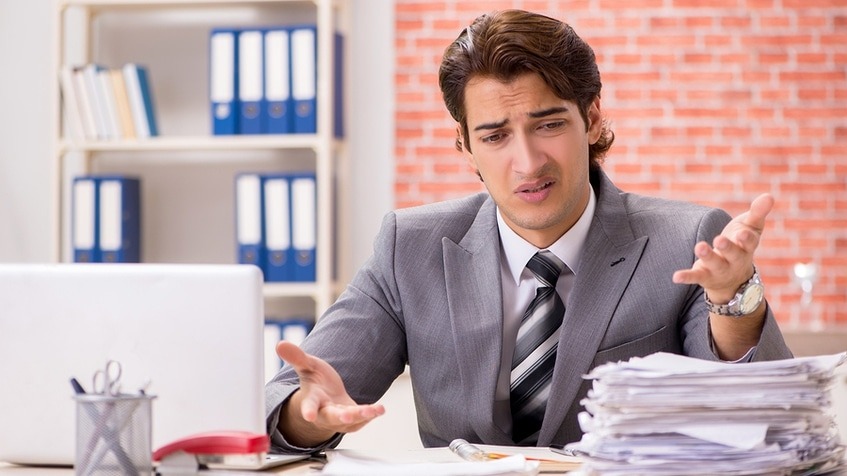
[288,26,344,137]
[210,28,239,135]
[289,172,316,282]
[290,26,317,134]
[98,176,141,263]
[237,29,264,134]
[123,63,158,137]
[72,176,100,263]
[234,173,265,271]
[262,174,292,282]
[264,317,313,381]
[263,27,292,134]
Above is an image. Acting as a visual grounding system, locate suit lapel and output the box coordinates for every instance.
[538,171,648,445]
[442,197,513,444]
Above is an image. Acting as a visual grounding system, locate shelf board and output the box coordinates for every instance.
[58,134,328,153]
[59,0,314,9]
[263,281,326,299]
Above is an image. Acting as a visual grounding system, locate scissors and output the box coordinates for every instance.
[91,359,122,396]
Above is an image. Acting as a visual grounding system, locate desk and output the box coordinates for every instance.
[1,448,577,475]
[0,460,320,475]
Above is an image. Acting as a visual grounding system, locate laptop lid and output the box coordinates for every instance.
[0,263,266,466]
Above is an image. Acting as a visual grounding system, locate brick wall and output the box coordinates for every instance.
[394,0,847,326]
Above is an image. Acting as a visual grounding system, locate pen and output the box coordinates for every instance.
[448,439,489,462]
[70,377,87,395]
[550,445,578,457]
[487,451,571,462]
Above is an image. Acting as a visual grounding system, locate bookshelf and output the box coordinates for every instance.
[52,0,349,317]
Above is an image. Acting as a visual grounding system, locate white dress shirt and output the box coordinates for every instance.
[492,188,596,435]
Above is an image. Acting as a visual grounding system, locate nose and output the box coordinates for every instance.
[511,133,546,176]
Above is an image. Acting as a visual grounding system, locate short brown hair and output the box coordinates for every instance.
[438,10,614,171]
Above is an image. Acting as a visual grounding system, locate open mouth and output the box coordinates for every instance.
[520,181,554,193]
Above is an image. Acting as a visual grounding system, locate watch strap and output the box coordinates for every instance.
[704,265,763,317]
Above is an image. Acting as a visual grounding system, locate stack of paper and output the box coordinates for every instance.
[566,352,847,475]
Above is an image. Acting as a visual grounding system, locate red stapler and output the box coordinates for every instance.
[153,431,307,474]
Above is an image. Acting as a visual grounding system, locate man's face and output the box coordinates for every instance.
[462,72,602,248]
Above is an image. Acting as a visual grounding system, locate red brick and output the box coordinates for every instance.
[703,35,733,47]
[704,145,733,156]
[650,17,679,29]
[599,0,664,8]
[742,35,815,47]
[721,16,752,28]
[821,34,847,46]
[686,127,715,137]
[612,53,643,65]
[685,16,714,28]
[683,53,713,64]
[760,15,791,28]
[784,0,847,7]
[637,35,697,47]
[721,127,751,138]
[672,0,741,6]
[649,89,679,101]
[759,52,790,64]
[648,53,678,65]
[797,15,828,28]
[780,71,846,82]
[684,163,714,174]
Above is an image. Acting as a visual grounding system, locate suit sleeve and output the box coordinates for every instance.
[679,207,793,363]
[264,211,409,453]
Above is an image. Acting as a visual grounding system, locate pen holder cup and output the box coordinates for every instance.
[74,393,155,476]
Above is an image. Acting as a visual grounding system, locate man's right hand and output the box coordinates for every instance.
[275,341,386,447]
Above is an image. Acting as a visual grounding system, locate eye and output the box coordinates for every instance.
[481,132,505,144]
[539,120,566,132]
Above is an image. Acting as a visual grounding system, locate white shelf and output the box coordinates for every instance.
[59,0,317,9]
[58,135,342,153]
[53,0,348,317]
[263,280,345,299]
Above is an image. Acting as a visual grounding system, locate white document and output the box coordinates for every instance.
[322,452,538,476]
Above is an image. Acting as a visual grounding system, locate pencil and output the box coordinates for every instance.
[485,452,564,463]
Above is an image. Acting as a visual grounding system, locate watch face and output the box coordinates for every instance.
[740,283,765,313]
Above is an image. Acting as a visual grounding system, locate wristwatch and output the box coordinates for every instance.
[704,265,765,317]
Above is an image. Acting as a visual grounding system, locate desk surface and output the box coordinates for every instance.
[0,460,320,475]
[1,447,578,475]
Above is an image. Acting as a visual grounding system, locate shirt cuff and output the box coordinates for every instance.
[268,401,343,454]
[708,325,758,362]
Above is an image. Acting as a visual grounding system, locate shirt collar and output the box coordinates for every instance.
[497,186,596,285]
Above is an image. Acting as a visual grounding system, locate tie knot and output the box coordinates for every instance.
[527,250,565,288]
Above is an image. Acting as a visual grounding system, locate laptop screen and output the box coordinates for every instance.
[0,263,266,466]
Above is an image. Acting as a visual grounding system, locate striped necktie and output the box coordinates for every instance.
[510,250,568,445]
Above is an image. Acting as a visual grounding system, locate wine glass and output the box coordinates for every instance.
[792,262,819,328]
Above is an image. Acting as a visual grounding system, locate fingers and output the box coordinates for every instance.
[300,394,386,431]
[276,341,309,370]
[743,193,774,232]
[673,194,773,288]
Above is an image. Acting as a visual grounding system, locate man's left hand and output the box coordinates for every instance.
[672,193,774,303]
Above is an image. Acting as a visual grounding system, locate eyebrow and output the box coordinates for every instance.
[472,106,571,132]
[529,106,570,118]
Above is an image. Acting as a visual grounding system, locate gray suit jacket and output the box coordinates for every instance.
[265,170,792,450]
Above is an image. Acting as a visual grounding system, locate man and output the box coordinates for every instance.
[265,9,792,452]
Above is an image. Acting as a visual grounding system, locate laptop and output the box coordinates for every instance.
[0,263,280,467]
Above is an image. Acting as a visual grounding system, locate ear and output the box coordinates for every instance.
[459,126,479,173]
[587,97,603,145]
